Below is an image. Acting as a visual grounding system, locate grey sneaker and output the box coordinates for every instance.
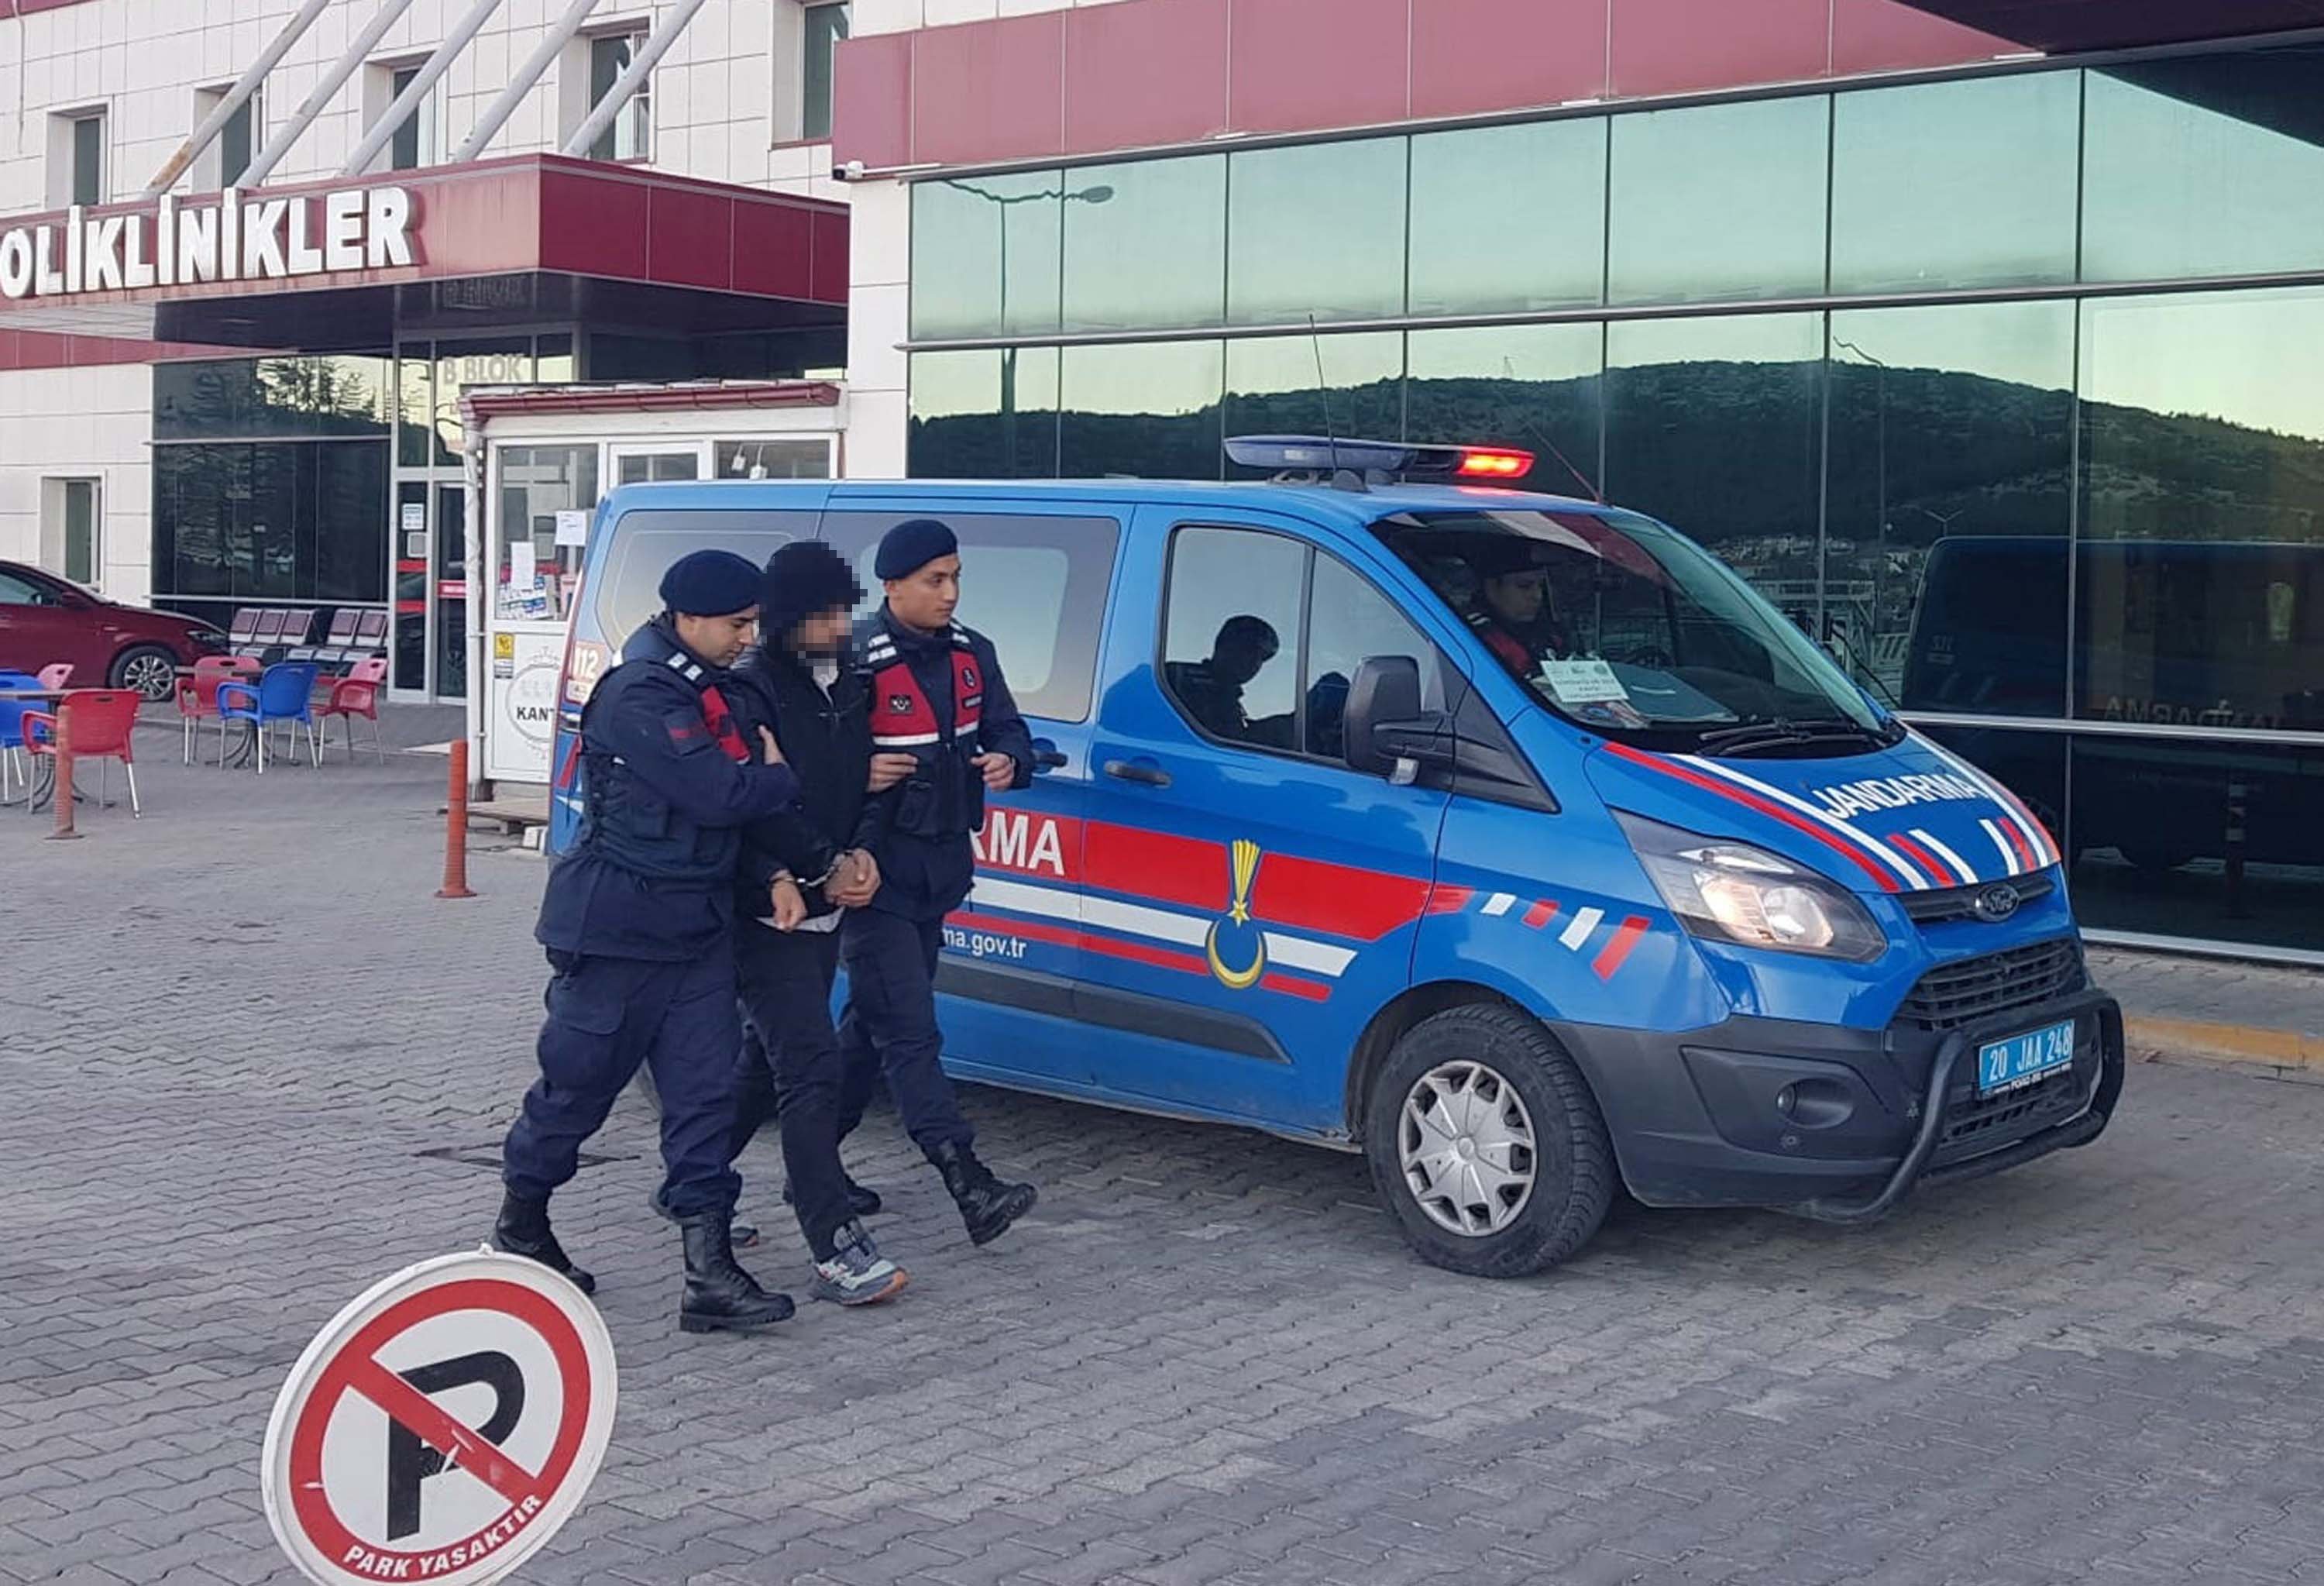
[810,1220,909,1307]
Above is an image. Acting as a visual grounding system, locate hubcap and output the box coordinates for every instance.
[125,652,174,700]
[1398,1060,1537,1237]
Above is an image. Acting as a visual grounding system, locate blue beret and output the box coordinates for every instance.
[658,549,764,617]
[875,518,958,581]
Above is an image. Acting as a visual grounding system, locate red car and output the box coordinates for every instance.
[0,560,229,700]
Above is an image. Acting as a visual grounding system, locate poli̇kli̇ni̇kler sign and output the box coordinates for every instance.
[0,185,415,301]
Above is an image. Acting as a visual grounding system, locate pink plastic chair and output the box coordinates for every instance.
[175,655,260,765]
[35,663,73,691]
[317,655,388,762]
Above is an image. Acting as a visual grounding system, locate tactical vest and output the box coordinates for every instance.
[577,641,752,886]
[863,618,986,839]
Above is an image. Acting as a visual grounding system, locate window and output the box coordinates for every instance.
[1222,333,1404,469]
[908,348,1060,479]
[49,110,107,207]
[822,511,1121,721]
[0,572,46,605]
[590,511,820,644]
[2083,46,2324,284]
[387,65,437,171]
[1226,138,1408,325]
[802,2,849,142]
[497,446,599,624]
[1409,119,1607,315]
[911,171,1064,339]
[2077,286,2324,733]
[195,86,261,189]
[1162,526,1446,759]
[717,439,832,480]
[1829,74,2078,294]
[1607,96,1828,305]
[1057,340,1223,481]
[588,31,651,162]
[47,480,101,587]
[151,443,387,605]
[1406,322,1604,498]
[1062,155,1225,334]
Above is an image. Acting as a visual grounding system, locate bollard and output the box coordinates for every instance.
[46,703,81,842]
[437,738,477,899]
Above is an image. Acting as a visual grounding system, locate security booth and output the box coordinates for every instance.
[462,380,845,800]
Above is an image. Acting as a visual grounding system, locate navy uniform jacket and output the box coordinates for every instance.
[537,620,800,962]
[858,612,1034,922]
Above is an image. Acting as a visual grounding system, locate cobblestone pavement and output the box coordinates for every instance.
[3,732,2323,1586]
[2090,945,2323,1042]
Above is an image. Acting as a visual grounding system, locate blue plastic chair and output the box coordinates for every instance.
[0,669,40,806]
[217,662,321,774]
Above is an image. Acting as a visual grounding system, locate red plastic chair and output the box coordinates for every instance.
[24,688,143,817]
[175,655,260,765]
[35,663,73,691]
[317,655,388,763]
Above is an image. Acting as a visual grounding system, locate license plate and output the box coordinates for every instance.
[1976,1018,2078,1094]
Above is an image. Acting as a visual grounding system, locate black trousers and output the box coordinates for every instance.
[836,908,975,1159]
[504,948,743,1219]
[730,925,862,1259]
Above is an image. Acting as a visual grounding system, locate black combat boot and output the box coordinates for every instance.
[650,1185,758,1248]
[677,1211,796,1334]
[783,1174,884,1218]
[493,1190,596,1295]
[930,1143,1037,1247]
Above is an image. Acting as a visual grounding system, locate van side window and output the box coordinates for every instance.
[820,511,1119,722]
[1161,527,1305,751]
[1161,524,1448,761]
[592,510,819,645]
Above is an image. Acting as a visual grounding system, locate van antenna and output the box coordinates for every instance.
[1310,315,1341,472]
[1502,356,1603,501]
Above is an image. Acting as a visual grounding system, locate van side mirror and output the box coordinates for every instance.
[1345,655,1449,780]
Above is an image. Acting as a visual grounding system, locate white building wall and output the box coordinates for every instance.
[0,0,844,214]
[0,365,155,603]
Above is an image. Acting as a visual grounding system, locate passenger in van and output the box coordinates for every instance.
[1473,544,1573,678]
[494,549,802,1337]
[835,518,1042,1247]
[722,541,909,1309]
[1165,614,1294,748]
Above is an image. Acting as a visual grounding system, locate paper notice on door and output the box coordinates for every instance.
[555,510,589,547]
[1536,658,1629,704]
[509,541,537,591]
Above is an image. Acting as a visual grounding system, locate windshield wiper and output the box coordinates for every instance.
[1693,717,1896,756]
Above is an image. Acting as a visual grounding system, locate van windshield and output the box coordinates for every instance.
[1372,505,1900,755]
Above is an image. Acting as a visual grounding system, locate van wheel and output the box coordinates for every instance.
[112,644,178,702]
[1363,1005,1614,1278]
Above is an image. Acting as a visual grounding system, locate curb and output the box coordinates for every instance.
[2126,1014,2324,1082]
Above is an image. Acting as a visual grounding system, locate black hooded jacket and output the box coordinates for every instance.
[727,640,878,925]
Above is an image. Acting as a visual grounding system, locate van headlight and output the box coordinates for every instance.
[1616,812,1886,962]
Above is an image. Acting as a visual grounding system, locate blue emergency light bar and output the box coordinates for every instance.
[1225,435,1535,483]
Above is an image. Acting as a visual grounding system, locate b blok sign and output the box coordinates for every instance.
[260,1251,617,1586]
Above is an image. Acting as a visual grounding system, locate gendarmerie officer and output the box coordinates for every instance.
[724,541,909,1306]
[834,518,1039,1246]
[493,549,802,1336]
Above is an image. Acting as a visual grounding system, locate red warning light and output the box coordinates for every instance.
[1455,447,1535,480]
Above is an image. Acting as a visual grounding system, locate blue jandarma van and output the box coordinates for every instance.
[548,438,2123,1277]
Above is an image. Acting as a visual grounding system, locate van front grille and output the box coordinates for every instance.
[1897,939,2085,1033]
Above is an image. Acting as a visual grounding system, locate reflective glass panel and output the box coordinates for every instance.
[431,339,534,466]
[1831,73,2079,294]
[2084,47,2324,284]
[1607,96,1829,305]
[1409,119,1607,315]
[1222,332,1404,473]
[1604,313,1824,623]
[1063,155,1225,333]
[2068,733,2324,955]
[1161,525,1305,751]
[911,170,1063,339]
[496,445,598,623]
[1406,322,1604,500]
[803,3,850,142]
[1226,138,1408,325]
[153,357,392,441]
[2078,287,2324,733]
[1827,301,2076,715]
[397,342,431,467]
[313,441,389,602]
[1058,340,1224,480]
[908,348,1061,479]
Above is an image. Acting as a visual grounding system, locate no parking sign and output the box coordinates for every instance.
[260,1251,617,1584]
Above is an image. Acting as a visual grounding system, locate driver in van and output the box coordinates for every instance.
[1473,542,1573,678]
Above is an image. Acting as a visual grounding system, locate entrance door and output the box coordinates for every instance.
[610,443,705,485]
[435,483,468,701]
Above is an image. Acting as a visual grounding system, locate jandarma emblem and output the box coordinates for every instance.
[1205,839,1267,990]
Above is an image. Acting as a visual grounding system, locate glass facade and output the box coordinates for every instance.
[904,40,2324,956]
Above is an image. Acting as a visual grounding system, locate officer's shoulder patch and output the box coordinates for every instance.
[662,706,713,752]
